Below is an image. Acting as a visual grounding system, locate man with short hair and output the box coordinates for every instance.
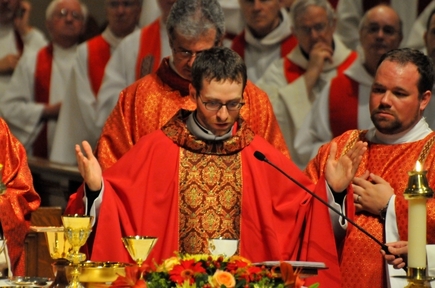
[0,0,47,99]
[257,0,357,162]
[67,47,369,287]
[0,0,87,158]
[231,0,297,83]
[50,0,142,164]
[94,0,289,171]
[305,48,435,287]
[294,4,403,168]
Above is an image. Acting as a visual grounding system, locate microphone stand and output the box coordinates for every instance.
[253,151,407,271]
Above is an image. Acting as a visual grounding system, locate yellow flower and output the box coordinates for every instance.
[175,280,197,288]
[156,256,180,272]
[209,270,236,288]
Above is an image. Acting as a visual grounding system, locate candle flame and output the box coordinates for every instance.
[415,161,422,172]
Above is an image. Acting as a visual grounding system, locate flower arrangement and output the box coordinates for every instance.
[111,254,320,288]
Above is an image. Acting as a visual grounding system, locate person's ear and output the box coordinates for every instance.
[420,90,432,112]
[189,84,197,102]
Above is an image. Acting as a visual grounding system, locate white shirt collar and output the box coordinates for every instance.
[366,117,432,144]
[244,8,292,49]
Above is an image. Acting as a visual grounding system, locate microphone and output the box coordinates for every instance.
[254,150,407,271]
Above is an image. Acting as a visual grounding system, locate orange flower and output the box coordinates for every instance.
[169,259,206,285]
[279,262,305,288]
[210,270,236,288]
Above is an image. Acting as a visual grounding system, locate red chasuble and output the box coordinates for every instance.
[328,74,358,137]
[231,31,298,59]
[94,57,289,171]
[66,113,340,287]
[0,118,40,275]
[135,19,161,79]
[33,44,53,158]
[283,50,357,84]
[87,35,111,96]
[305,129,435,287]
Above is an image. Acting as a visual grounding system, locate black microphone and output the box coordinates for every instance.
[254,150,407,271]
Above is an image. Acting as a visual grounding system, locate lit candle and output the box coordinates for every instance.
[407,161,427,269]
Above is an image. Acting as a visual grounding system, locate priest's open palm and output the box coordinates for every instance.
[75,141,102,191]
[325,141,367,192]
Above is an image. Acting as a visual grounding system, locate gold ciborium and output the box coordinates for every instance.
[121,236,157,267]
[62,215,93,288]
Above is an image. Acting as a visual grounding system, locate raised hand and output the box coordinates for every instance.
[75,141,102,191]
[325,140,367,192]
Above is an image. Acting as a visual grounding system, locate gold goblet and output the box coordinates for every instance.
[29,226,73,288]
[121,236,157,267]
[62,215,93,288]
[45,227,72,288]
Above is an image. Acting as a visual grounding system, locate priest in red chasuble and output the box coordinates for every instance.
[67,47,368,287]
[94,0,289,172]
[0,118,40,275]
[305,48,435,287]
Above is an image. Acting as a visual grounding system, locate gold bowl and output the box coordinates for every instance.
[65,261,131,283]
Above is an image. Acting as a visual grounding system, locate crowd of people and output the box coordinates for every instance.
[2,0,435,287]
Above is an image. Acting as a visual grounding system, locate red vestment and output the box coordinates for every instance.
[0,118,40,275]
[305,129,435,287]
[87,35,111,96]
[95,57,289,171]
[135,19,161,79]
[67,113,340,286]
[33,44,53,158]
[328,74,359,137]
[283,51,357,83]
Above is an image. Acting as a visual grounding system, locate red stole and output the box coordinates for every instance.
[87,35,111,96]
[14,30,24,55]
[362,0,431,15]
[155,57,190,96]
[329,74,359,137]
[231,30,298,59]
[135,19,161,80]
[283,50,358,83]
[33,44,53,158]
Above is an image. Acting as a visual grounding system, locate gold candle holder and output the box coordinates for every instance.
[402,162,434,288]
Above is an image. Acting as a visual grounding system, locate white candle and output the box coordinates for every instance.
[408,198,427,268]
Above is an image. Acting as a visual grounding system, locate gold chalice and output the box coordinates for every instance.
[29,226,73,288]
[62,215,93,288]
[121,236,157,267]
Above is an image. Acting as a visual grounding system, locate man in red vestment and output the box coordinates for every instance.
[68,47,368,287]
[305,48,435,287]
[94,0,289,172]
[0,118,40,276]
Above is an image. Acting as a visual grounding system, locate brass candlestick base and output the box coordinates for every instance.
[394,267,435,288]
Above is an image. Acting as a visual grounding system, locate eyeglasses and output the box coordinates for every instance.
[198,94,245,111]
[54,8,84,21]
[107,0,139,8]
[363,25,399,36]
[173,48,205,60]
[296,22,329,35]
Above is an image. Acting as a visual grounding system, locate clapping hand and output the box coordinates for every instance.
[75,141,102,192]
[325,140,367,192]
